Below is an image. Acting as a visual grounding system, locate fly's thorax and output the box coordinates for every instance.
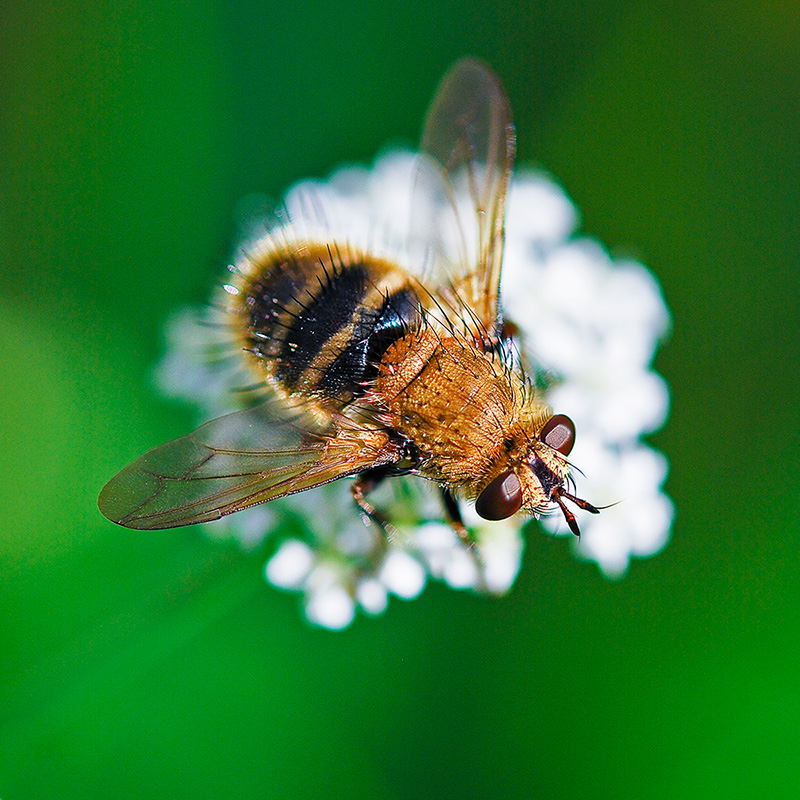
[223,241,420,407]
[371,328,551,487]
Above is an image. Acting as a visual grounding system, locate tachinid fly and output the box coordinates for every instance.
[99,59,599,543]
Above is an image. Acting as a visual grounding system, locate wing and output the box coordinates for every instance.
[98,403,395,530]
[410,58,515,333]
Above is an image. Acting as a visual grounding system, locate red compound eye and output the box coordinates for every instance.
[541,414,575,456]
[475,470,523,520]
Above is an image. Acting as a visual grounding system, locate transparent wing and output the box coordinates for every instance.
[410,58,515,333]
[98,403,393,530]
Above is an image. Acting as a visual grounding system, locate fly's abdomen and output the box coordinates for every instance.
[230,242,420,405]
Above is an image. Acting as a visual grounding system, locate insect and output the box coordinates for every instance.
[99,58,599,542]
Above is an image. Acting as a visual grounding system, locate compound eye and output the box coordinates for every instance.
[541,414,575,456]
[475,470,523,520]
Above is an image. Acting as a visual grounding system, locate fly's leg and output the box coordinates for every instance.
[441,488,488,590]
[440,488,474,547]
[351,469,397,541]
[351,438,420,542]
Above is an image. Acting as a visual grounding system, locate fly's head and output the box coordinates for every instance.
[474,414,600,536]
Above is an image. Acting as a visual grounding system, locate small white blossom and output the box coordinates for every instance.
[156,150,672,628]
[265,540,314,589]
[379,550,427,599]
[304,564,356,630]
[356,579,388,616]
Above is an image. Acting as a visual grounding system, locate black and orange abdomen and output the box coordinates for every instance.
[230,243,420,406]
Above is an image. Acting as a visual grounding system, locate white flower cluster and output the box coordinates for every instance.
[156,151,672,628]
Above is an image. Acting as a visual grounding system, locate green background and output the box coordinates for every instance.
[2,1,799,797]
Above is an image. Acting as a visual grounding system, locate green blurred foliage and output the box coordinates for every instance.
[2,1,800,798]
